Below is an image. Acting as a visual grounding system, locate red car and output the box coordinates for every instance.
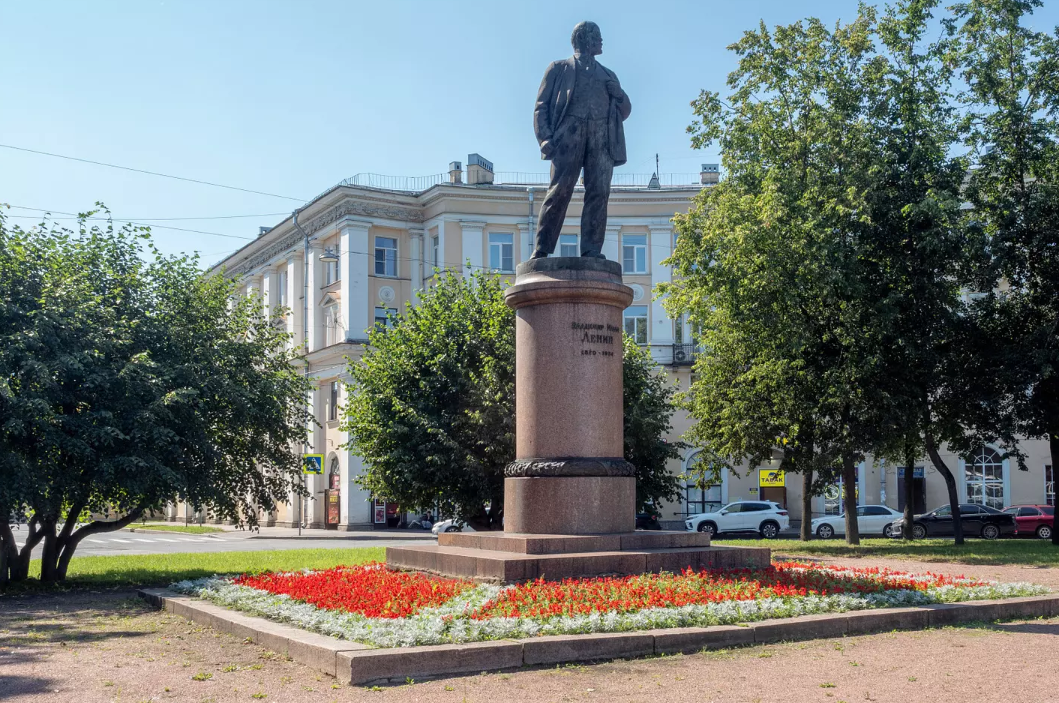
[1002,505,1055,539]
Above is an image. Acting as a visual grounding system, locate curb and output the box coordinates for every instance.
[126,528,220,537]
[138,588,1059,686]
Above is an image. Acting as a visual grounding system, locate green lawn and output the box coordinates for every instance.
[1,547,384,595]
[128,524,226,535]
[723,537,1059,566]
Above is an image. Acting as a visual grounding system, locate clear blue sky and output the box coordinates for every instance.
[3,1,1057,263]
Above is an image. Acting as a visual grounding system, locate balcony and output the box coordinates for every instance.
[672,343,698,366]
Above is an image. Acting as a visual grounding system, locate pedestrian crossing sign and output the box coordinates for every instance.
[303,454,324,475]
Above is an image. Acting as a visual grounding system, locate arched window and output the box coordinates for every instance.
[684,452,724,516]
[965,446,1005,510]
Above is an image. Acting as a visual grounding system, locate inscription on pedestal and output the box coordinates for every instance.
[573,321,619,357]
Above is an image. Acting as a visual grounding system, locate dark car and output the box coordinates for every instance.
[890,503,1016,540]
[635,513,662,530]
[1002,505,1055,539]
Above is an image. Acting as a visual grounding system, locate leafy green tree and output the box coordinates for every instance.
[343,269,514,530]
[622,336,684,513]
[342,268,684,529]
[0,209,311,584]
[666,10,881,543]
[948,0,1059,544]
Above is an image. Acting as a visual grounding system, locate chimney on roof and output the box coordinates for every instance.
[466,153,494,185]
[700,163,720,185]
[258,226,271,237]
[448,161,463,184]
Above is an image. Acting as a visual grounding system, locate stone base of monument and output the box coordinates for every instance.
[385,531,771,583]
[386,257,771,582]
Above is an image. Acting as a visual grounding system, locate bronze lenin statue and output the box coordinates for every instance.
[531,21,631,260]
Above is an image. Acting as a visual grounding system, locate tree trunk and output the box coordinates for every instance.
[841,452,860,545]
[54,506,147,581]
[38,520,60,584]
[902,441,915,541]
[800,469,814,541]
[0,522,15,587]
[1050,430,1059,547]
[926,433,964,545]
[10,515,44,582]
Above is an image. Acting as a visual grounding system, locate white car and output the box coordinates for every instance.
[431,519,476,535]
[685,501,790,539]
[810,505,904,539]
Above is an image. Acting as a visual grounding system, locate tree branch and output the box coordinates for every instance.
[65,506,147,550]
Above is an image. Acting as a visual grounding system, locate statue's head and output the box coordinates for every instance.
[571,21,603,57]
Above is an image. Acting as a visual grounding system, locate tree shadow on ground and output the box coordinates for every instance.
[0,674,57,700]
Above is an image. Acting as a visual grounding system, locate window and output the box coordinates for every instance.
[1018,507,1042,517]
[674,314,685,344]
[685,480,721,516]
[859,506,890,517]
[375,236,398,277]
[958,504,983,514]
[374,307,397,330]
[489,233,514,272]
[965,446,1005,510]
[558,234,579,258]
[743,503,768,512]
[323,301,343,346]
[1043,506,1055,516]
[721,503,743,513]
[328,381,340,421]
[1047,464,1054,506]
[324,258,340,286]
[277,270,288,307]
[622,234,647,273]
[935,505,952,516]
[623,305,648,344]
[431,235,439,270]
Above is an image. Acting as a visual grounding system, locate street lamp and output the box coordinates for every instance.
[319,247,339,263]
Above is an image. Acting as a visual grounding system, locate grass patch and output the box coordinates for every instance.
[128,524,225,535]
[1,547,384,595]
[722,537,1059,566]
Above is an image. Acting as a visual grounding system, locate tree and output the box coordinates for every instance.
[0,209,311,584]
[342,268,684,529]
[343,269,515,530]
[948,0,1059,544]
[622,336,684,513]
[665,11,882,543]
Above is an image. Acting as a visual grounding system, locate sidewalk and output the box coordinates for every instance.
[127,522,436,541]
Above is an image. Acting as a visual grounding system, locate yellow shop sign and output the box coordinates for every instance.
[759,469,785,487]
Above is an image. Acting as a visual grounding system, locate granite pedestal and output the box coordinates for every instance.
[387,258,770,581]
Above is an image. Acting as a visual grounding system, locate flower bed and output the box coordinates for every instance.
[172,561,1047,649]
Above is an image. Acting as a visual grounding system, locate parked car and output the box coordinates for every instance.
[1002,504,1054,539]
[635,513,662,530]
[888,503,1016,540]
[685,501,790,539]
[810,505,904,539]
[431,519,476,535]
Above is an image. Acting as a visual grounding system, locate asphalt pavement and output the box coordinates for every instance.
[6,525,434,557]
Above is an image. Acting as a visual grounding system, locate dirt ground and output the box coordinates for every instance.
[3,556,1059,703]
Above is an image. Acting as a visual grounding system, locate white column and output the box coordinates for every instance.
[285,257,298,348]
[603,224,621,265]
[339,219,372,342]
[648,224,674,364]
[409,227,424,303]
[263,270,278,319]
[517,221,534,263]
[306,244,321,352]
[461,220,486,277]
[245,274,261,300]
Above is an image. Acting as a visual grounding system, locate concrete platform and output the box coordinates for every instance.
[386,539,771,582]
[438,530,710,554]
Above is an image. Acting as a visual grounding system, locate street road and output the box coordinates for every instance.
[6,528,432,557]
